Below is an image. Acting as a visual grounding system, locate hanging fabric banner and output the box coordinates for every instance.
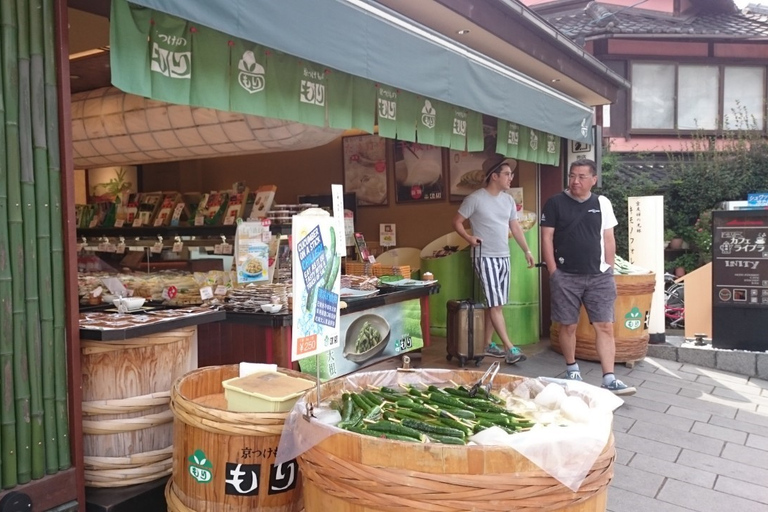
[395,90,419,143]
[327,74,375,132]
[544,133,561,166]
[466,110,484,152]
[434,100,455,149]
[415,97,438,145]
[450,107,468,151]
[376,84,398,140]
[229,41,270,117]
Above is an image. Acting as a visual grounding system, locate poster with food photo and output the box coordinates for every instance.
[342,135,388,206]
[448,150,518,202]
[393,141,445,203]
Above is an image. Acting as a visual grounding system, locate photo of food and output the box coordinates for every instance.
[343,314,390,363]
[448,150,517,201]
[342,135,388,206]
[243,257,263,276]
[393,141,445,203]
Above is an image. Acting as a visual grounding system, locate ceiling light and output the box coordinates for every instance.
[457,29,470,35]
[551,78,561,83]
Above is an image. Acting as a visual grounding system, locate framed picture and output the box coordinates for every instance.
[393,141,445,203]
[448,150,517,202]
[342,134,388,206]
[87,166,138,203]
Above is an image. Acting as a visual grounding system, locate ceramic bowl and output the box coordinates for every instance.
[260,303,283,313]
[113,297,145,311]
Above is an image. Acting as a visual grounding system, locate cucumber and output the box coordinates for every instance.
[364,405,383,421]
[427,433,467,445]
[362,390,383,406]
[305,284,318,312]
[319,227,337,290]
[433,417,472,436]
[426,393,466,409]
[380,386,401,395]
[351,393,372,413]
[341,396,354,422]
[323,254,341,290]
[401,418,466,439]
[393,409,430,422]
[439,407,476,420]
[365,421,425,441]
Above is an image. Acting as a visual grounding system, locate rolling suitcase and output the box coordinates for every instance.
[446,245,485,367]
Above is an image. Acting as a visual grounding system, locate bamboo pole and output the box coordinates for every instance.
[0,0,13,491]
[30,0,57,475]
[3,0,32,485]
[17,0,45,481]
[42,0,69,470]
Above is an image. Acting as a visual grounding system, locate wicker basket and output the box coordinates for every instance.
[298,370,614,512]
[373,265,410,278]
[344,261,382,276]
[551,272,655,362]
[167,365,307,512]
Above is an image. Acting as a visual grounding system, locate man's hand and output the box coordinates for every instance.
[524,251,535,268]
[468,236,482,247]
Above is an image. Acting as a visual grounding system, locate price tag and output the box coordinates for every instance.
[220,243,233,255]
[153,216,164,227]
[223,215,235,226]
[214,285,228,296]
[97,242,108,252]
[115,242,126,254]
[114,219,125,228]
[172,241,184,253]
[151,242,164,254]
[199,286,214,300]
[104,243,116,253]
[214,244,223,255]
[162,285,178,300]
[132,217,143,228]
[194,215,204,226]
[368,255,376,264]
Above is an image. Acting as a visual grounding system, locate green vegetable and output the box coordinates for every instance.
[427,434,466,445]
[365,421,425,441]
[401,418,466,439]
[354,321,382,353]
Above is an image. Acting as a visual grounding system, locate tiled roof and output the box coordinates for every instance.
[544,5,768,38]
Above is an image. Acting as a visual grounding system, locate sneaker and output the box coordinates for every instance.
[602,379,636,396]
[565,370,583,381]
[505,346,527,365]
[485,342,506,358]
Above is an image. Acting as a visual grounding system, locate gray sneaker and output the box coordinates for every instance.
[565,370,582,381]
[505,346,527,365]
[602,379,636,396]
[485,343,506,358]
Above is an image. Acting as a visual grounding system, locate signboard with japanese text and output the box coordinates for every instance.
[297,299,423,381]
[291,215,341,361]
[713,210,768,308]
[627,196,665,336]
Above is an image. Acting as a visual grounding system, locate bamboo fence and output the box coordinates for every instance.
[0,0,70,489]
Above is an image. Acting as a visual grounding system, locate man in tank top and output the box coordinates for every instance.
[453,154,535,365]
[541,159,635,395]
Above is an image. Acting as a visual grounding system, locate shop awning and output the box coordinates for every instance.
[120,0,594,144]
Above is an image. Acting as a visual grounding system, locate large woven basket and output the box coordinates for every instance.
[167,364,307,512]
[297,370,615,512]
[551,272,655,363]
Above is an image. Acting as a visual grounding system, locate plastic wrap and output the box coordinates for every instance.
[276,369,622,492]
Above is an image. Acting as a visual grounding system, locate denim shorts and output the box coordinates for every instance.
[550,269,616,325]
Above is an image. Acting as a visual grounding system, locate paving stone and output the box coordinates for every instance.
[638,378,681,394]
[722,442,768,470]
[611,462,665,497]
[716,350,757,377]
[644,344,678,363]
[735,408,768,429]
[691,421,747,444]
[708,414,768,438]
[643,357,683,372]
[677,347,716,369]
[629,368,714,393]
[678,387,758,413]
[711,386,768,408]
[606,487,696,512]
[666,405,711,423]
[715,475,768,505]
[658,478,767,512]
[628,420,723,456]
[746,433,768,452]
[615,405,694,433]
[629,453,716,489]
[678,448,768,483]
[612,414,636,433]
[749,376,768,390]
[614,446,634,465]
[614,431,680,462]
[710,382,766,400]
[693,365,752,384]
[619,394,670,413]
[634,387,738,418]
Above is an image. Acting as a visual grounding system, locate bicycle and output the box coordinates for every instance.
[664,273,684,328]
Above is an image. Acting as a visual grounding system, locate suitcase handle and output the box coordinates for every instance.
[471,241,481,303]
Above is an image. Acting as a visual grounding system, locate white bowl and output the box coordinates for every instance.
[260,303,283,313]
[113,297,146,311]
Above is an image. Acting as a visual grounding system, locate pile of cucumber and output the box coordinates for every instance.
[332,384,535,444]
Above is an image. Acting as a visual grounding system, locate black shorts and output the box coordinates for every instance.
[550,269,616,325]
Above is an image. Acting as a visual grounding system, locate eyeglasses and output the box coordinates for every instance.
[498,171,514,177]
[568,173,593,181]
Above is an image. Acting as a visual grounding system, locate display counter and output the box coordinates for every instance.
[197,284,439,370]
[79,306,226,341]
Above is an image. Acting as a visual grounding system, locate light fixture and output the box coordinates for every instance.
[551,78,561,83]
[457,29,470,35]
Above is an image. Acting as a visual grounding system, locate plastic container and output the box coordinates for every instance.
[223,371,315,412]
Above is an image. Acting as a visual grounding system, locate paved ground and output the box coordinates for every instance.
[370,337,768,512]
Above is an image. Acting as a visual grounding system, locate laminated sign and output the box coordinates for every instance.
[292,216,341,361]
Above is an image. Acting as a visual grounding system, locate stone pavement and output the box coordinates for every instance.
[370,337,768,512]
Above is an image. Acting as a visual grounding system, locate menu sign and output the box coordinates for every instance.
[713,211,768,308]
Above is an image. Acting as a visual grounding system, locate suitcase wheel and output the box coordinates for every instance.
[474,357,483,367]
[446,354,453,362]
[458,356,467,368]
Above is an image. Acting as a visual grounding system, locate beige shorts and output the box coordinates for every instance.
[550,269,616,325]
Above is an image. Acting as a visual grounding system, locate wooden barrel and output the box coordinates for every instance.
[551,272,655,363]
[81,327,196,487]
[167,365,306,512]
[298,370,615,512]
